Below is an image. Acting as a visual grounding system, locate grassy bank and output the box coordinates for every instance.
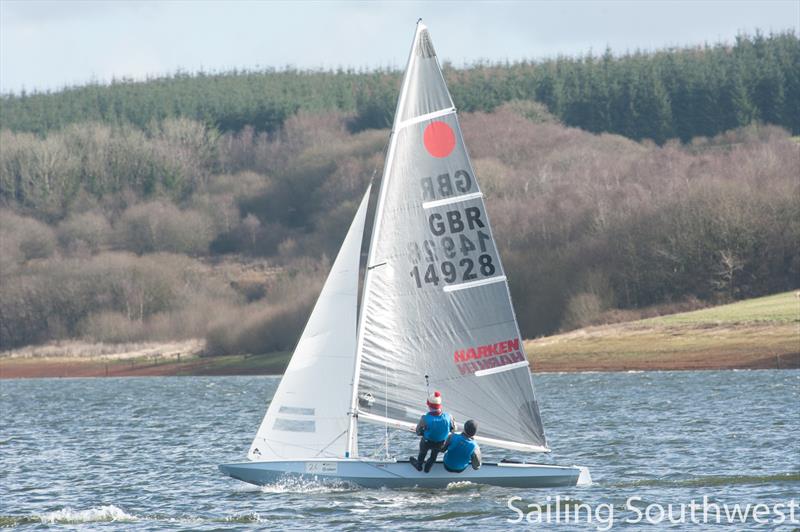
[526,291,800,372]
[0,352,291,379]
[0,340,290,379]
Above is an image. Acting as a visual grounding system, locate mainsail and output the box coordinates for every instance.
[249,186,371,460]
[350,22,548,455]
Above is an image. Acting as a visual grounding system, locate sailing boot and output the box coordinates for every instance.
[409,457,422,471]
[424,450,439,473]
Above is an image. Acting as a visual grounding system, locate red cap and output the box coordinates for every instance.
[427,391,442,409]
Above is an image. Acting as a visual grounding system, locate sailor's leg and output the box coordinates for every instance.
[414,438,428,471]
[417,438,428,462]
[424,443,442,473]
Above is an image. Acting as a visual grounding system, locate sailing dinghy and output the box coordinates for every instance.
[220,21,590,489]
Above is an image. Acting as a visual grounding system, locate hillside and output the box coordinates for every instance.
[1,105,798,354]
[1,33,798,357]
[526,291,800,372]
[1,32,797,143]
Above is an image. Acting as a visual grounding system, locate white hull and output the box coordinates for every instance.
[219,459,589,489]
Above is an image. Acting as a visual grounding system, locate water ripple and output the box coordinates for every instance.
[1,371,798,530]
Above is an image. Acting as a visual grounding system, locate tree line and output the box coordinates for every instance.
[1,101,797,352]
[1,32,797,144]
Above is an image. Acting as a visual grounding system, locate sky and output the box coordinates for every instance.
[1,0,798,94]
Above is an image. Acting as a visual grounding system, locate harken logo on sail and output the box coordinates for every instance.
[453,338,525,375]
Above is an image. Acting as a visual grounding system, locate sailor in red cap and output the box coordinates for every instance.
[409,391,455,473]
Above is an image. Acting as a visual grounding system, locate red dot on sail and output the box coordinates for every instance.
[423,121,456,158]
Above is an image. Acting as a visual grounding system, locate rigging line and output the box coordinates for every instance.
[384,361,390,459]
[368,430,395,460]
[258,437,343,459]
[368,437,386,460]
[258,439,281,459]
[424,374,431,411]
[367,424,405,460]
[360,459,407,479]
[313,429,349,458]
[368,131,393,188]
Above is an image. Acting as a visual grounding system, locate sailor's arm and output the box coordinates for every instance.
[441,433,453,452]
[471,446,482,470]
[415,415,426,436]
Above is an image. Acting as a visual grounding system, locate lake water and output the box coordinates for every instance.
[1,371,798,530]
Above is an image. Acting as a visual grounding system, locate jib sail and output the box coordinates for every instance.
[249,186,371,460]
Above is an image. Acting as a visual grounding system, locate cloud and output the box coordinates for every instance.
[1,0,158,24]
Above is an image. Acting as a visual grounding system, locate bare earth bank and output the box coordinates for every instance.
[1,328,797,379]
[3,292,798,378]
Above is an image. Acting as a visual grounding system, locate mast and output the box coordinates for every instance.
[345,21,427,458]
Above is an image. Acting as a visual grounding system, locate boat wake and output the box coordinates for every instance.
[444,480,483,491]
[0,507,278,527]
[37,505,137,524]
[255,475,358,494]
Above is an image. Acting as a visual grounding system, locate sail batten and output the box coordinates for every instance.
[397,107,457,130]
[443,275,507,293]
[422,191,484,209]
[474,360,530,377]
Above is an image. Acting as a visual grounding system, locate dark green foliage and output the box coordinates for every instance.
[1,33,797,142]
[349,72,401,131]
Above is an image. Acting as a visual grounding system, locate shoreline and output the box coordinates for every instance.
[3,291,798,379]
[1,348,797,380]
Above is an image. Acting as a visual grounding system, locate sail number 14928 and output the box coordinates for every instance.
[409,204,497,288]
[410,254,496,288]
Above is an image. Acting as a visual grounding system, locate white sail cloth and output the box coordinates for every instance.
[248,187,371,460]
[353,23,548,453]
